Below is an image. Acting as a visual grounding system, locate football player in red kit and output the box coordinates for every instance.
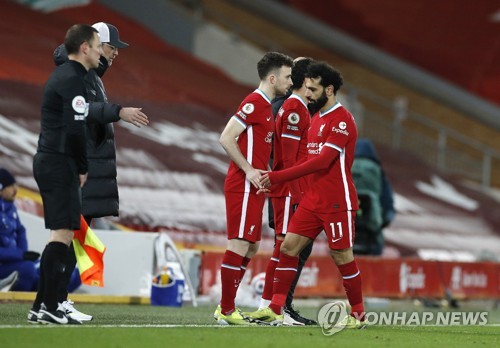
[216,52,293,325]
[248,61,366,329]
[256,58,314,325]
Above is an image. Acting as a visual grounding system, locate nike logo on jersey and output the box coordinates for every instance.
[266,116,272,121]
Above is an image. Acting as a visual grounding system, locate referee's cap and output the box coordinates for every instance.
[92,22,129,48]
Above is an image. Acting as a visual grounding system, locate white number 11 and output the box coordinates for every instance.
[330,222,343,243]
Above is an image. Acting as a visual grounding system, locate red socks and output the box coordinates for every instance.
[270,253,298,314]
[261,239,283,301]
[240,257,251,282]
[337,260,365,321]
[220,250,244,315]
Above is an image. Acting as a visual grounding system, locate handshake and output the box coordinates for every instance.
[246,169,272,193]
[23,251,41,261]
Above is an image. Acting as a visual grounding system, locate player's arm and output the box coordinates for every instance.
[281,130,302,199]
[281,136,301,168]
[261,143,340,187]
[219,117,264,189]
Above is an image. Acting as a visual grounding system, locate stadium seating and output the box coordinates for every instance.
[0,0,499,261]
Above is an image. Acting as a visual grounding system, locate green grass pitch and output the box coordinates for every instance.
[0,302,498,348]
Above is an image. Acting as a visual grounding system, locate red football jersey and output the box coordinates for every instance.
[269,93,310,202]
[300,102,359,212]
[224,89,275,193]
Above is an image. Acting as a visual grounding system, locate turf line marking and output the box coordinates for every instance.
[0,324,499,329]
[0,324,251,329]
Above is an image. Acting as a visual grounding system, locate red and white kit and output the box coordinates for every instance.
[271,102,359,249]
[269,94,310,235]
[224,89,274,242]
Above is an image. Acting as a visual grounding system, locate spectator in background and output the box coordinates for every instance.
[0,168,39,292]
[51,22,149,322]
[352,138,395,256]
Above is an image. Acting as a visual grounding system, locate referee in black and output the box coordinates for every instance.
[29,24,102,325]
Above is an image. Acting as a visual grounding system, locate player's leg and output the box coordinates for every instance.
[218,192,264,325]
[283,239,317,325]
[260,196,290,309]
[269,207,320,317]
[325,210,366,328]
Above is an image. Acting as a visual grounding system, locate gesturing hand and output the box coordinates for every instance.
[119,107,149,128]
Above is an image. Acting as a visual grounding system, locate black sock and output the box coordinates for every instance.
[57,244,77,303]
[32,247,47,311]
[41,242,69,312]
[286,241,314,308]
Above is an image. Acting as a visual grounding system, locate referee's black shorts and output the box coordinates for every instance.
[33,152,81,230]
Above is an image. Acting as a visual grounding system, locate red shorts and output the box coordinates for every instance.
[271,196,293,236]
[225,191,266,243]
[287,206,356,250]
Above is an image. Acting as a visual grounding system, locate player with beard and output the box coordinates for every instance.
[247,61,366,329]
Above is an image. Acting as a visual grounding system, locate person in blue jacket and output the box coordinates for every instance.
[0,168,81,293]
[0,168,39,291]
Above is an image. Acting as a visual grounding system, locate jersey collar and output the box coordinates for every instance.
[254,89,272,104]
[319,101,342,118]
[289,93,308,109]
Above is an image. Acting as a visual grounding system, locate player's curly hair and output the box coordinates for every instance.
[307,61,344,95]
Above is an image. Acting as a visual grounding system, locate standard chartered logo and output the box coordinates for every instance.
[317,301,348,335]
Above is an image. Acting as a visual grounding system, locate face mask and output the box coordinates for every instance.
[94,55,109,78]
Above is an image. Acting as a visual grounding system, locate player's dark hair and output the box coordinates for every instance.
[307,61,344,95]
[64,24,99,55]
[257,52,294,80]
[291,57,314,91]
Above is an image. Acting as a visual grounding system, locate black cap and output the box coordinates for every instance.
[92,22,129,48]
[0,168,16,190]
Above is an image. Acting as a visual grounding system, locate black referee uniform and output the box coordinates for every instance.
[33,60,88,230]
[30,59,89,319]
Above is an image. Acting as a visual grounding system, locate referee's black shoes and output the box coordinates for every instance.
[36,304,82,325]
[283,305,318,326]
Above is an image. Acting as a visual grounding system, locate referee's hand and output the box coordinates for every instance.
[79,173,88,187]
